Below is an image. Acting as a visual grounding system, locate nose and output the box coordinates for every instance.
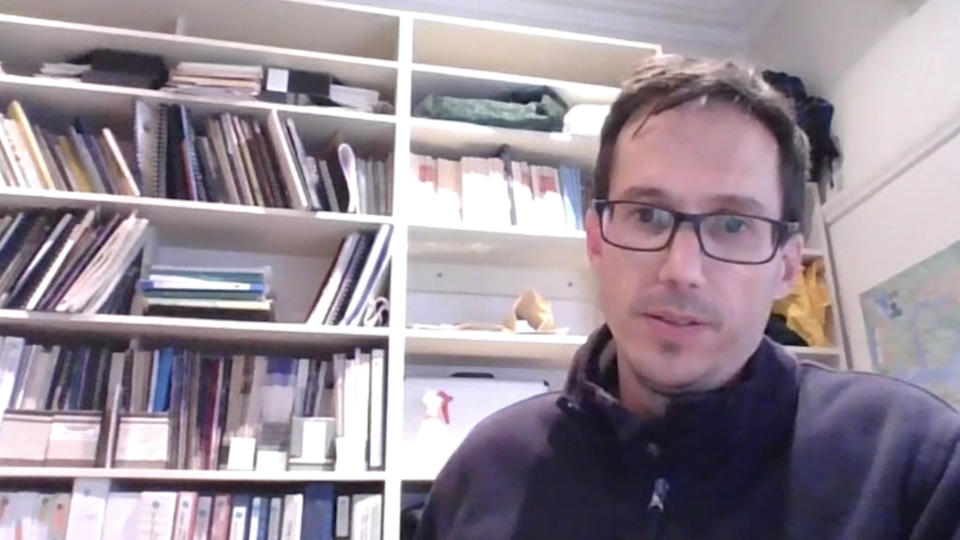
[657,223,707,288]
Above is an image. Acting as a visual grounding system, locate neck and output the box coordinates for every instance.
[617,365,670,420]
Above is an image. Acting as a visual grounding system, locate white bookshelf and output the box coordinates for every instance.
[0,2,848,538]
[0,467,386,483]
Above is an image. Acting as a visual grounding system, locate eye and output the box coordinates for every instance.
[633,206,672,226]
[717,216,749,234]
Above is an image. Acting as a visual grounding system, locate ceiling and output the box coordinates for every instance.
[340,0,788,55]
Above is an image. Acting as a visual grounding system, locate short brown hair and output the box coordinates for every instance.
[594,55,811,223]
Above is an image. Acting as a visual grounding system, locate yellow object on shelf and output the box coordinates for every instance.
[772,258,832,347]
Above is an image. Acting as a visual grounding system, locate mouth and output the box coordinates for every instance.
[644,311,709,327]
[641,310,714,341]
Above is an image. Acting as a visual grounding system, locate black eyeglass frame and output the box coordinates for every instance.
[592,198,802,265]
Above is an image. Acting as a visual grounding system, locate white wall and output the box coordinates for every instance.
[827,0,960,193]
[828,131,960,370]
[746,0,905,95]
[748,0,960,370]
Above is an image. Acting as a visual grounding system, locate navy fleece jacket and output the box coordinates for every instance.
[414,327,960,539]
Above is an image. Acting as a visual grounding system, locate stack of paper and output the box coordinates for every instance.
[166,62,263,98]
[138,266,274,321]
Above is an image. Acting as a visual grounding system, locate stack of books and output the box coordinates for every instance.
[139,266,274,322]
[306,224,393,327]
[0,480,382,540]
[165,62,264,98]
[410,152,585,231]
[37,62,92,79]
[0,101,141,195]
[0,208,148,314]
[0,99,393,215]
[0,337,387,473]
[134,101,392,214]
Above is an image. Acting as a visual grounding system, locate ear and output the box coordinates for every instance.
[774,233,804,299]
[585,207,604,267]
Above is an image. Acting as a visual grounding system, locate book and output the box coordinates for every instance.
[300,484,334,540]
[487,157,512,227]
[172,491,198,540]
[78,123,118,194]
[267,497,283,540]
[210,494,233,540]
[435,158,462,222]
[459,156,485,225]
[23,209,96,311]
[351,494,382,540]
[0,115,28,188]
[368,349,386,469]
[196,135,226,203]
[102,127,141,196]
[35,125,70,190]
[266,110,309,210]
[195,495,215,540]
[206,117,242,205]
[280,494,302,540]
[233,115,265,206]
[306,233,361,325]
[334,495,350,538]
[56,134,94,192]
[247,496,263,540]
[245,121,278,207]
[101,492,140,539]
[64,478,110,540]
[134,101,166,198]
[138,492,178,540]
[4,117,43,189]
[6,212,76,309]
[410,154,438,218]
[8,101,56,190]
[285,118,324,210]
[318,160,340,212]
[340,224,393,327]
[230,494,251,540]
[220,114,255,205]
[323,231,375,325]
[0,492,39,539]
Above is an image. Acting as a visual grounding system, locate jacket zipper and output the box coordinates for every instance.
[643,477,670,539]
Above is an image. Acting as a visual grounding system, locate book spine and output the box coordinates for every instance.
[210,494,233,540]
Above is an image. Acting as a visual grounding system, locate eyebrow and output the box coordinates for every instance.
[706,194,769,216]
[613,186,676,205]
[612,187,772,217]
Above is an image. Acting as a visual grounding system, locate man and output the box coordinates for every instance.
[413,56,960,539]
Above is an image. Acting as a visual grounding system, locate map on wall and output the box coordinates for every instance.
[860,239,960,407]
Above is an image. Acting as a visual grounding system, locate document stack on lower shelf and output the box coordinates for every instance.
[0,207,148,314]
[0,337,387,474]
[139,266,275,322]
[0,479,382,540]
[165,62,264,99]
[410,151,585,231]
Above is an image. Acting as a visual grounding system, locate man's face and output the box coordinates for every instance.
[586,100,803,394]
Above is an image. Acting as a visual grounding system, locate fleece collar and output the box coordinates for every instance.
[562,325,801,466]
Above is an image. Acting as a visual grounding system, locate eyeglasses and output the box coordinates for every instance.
[593,199,801,265]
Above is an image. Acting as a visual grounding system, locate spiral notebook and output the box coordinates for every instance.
[133,101,168,199]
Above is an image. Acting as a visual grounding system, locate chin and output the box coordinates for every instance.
[621,336,722,393]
